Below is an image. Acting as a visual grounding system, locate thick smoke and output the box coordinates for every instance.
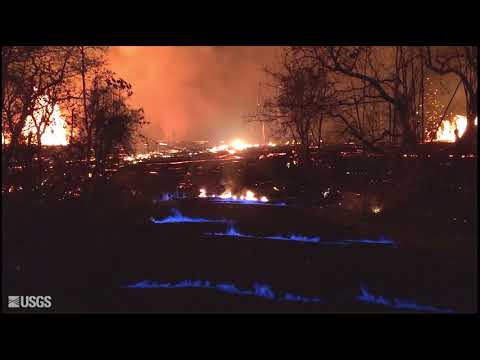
[108,46,281,143]
[107,46,465,144]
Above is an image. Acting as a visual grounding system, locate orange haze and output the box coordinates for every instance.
[107,46,280,143]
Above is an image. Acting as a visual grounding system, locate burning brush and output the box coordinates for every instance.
[197,188,269,204]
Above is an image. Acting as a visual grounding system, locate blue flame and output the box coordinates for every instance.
[216,283,253,296]
[207,225,320,243]
[356,286,454,313]
[150,209,229,224]
[220,225,243,237]
[252,283,276,299]
[283,292,323,303]
[123,280,454,311]
[161,193,175,201]
[341,235,395,245]
[265,234,321,243]
[207,225,395,246]
[153,192,187,203]
[124,279,324,304]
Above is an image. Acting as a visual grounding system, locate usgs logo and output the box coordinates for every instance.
[8,296,52,309]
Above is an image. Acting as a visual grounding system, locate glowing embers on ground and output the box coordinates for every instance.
[434,115,477,142]
[356,286,454,313]
[123,151,171,164]
[208,138,278,155]
[124,279,324,304]
[206,224,396,246]
[209,140,258,154]
[197,188,282,206]
[149,209,228,224]
[155,189,285,206]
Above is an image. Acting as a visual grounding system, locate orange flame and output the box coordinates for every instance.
[209,139,276,154]
[23,94,68,146]
[434,115,471,143]
[198,188,269,202]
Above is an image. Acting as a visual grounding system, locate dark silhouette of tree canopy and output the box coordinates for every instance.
[2,46,146,193]
[87,71,146,175]
[254,48,336,164]
[293,46,427,147]
[425,46,477,147]
[2,46,80,184]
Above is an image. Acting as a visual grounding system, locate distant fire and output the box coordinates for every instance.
[231,139,251,151]
[433,115,476,143]
[23,94,68,146]
[198,188,269,203]
[372,206,382,214]
[209,139,277,154]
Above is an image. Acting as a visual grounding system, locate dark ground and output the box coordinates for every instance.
[2,144,477,313]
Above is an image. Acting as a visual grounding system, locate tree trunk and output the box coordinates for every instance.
[35,139,43,191]
[80,46,91,165]
[456,93,477,150]
[397,104,417,147]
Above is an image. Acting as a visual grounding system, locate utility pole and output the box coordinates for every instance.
[262,122,266,145]
[420,62,425,143]
[258,82,266,144]
[80,46,89,160]
[70,108,75,144]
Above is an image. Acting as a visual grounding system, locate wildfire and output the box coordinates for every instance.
[434,115,476,143]
[231,139,251,151]
[209,139,279,154]
[23,94,68,146]
[372,206,382,214]
[198,188,269,203]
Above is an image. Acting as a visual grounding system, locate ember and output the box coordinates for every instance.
[197,188,269,203]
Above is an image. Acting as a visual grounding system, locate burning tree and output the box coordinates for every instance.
[296,46,425,147]
[2,46,146,198]
[86,71,146,175]
[73,46,108,162]
[1,47,105,151]
[425,46,477,147]
[422,75,457,142]
[255,48,336,164]
[2,46,80,186]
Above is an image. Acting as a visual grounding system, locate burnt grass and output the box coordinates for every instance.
[2,145,477,313]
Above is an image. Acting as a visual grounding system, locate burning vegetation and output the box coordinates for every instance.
[2,46,477,314]
[23,93,69,146]
[198,188,269,203]
[432,115,477,143]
